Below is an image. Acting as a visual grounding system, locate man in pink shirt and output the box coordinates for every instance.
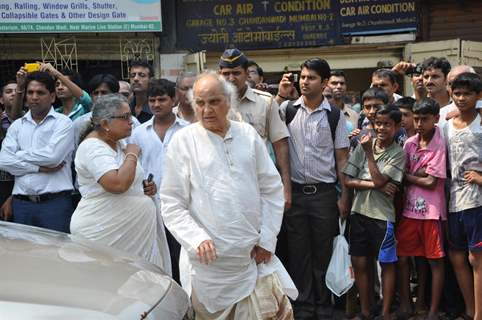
[396,98,446,320]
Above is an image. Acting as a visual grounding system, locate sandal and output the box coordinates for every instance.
[373,315,392,320]
[393,309,413,320]
[412,309,428,320]
[352,312,373,320]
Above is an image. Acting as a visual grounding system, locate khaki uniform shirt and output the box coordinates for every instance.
[230,86,289,143]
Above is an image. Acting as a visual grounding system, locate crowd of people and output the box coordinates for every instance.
[0,48,480,320]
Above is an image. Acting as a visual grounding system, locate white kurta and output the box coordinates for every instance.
[159,121,297,313]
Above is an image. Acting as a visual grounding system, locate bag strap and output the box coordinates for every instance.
[327,104,340,144]
[285,100,299,125]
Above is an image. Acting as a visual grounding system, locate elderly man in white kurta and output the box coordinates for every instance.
[159,72,297,320]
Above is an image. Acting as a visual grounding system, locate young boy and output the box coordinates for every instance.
[442,72,482,320]
[397,98,446,320]
[357,87,389,134]
[344,105,406,320]
[394,97,416,140]
[350,87,388,151]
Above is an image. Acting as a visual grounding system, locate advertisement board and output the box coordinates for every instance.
[340,0,417,35]
[176,0,340,50]
[0,0,162,33]
[176,0,418,50]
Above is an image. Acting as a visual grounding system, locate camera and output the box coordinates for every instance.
[405,64,423,76]
[24,62,41,73]
[288,74,298,83]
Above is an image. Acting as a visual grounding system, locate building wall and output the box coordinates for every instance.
[422,0,482,42]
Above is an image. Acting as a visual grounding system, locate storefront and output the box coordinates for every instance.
[0,0,162,84]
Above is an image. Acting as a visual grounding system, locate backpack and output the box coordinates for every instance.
[285,100,341,143]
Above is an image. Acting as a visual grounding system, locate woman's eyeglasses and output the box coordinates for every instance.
[110,113,132,121]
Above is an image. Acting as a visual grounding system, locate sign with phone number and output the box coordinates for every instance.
[0,0,162,33]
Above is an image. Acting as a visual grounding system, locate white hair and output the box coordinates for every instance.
[187,70,239,111]
[118,80,131,89]
[176,71,197,87]
[91,94,128,126]
[448,65,476,79]
[79,93,128,142]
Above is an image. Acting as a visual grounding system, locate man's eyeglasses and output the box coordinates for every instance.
[110,112,132,121]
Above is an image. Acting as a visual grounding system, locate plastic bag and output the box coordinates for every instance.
[325,218,354,297]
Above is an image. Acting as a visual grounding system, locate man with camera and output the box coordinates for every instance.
[277,58,350,320]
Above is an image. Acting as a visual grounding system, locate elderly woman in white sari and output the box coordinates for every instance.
[70,94,170,271]
[159,72,297,320]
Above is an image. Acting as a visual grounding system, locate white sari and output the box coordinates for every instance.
[71,138,171,272]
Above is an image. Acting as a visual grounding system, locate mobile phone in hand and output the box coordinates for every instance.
[143,173,154,187]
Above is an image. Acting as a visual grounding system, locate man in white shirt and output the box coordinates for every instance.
[0,71,75,232]
[173,71,197,123]
[132,79,188,189]
[422,57,452,109]
[131,79,188,281]
[159,71,296,319]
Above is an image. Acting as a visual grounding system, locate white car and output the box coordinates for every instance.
[0,221,189,319]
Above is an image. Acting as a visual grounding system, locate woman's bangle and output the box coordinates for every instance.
[125,152,138,162]
[277,94,288,100]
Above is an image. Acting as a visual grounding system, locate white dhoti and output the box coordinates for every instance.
[160,122,299,318]
[192,273,294,320]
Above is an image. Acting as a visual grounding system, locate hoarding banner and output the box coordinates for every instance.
[176,0,418,51]
[0,0,162,33]
[176,0,341,51]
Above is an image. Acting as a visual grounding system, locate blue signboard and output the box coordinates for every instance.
[176,0,340,50]
[339,0,417,35]
[176,0,417,51]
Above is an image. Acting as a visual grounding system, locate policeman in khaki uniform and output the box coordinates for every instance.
[219,49,292,210]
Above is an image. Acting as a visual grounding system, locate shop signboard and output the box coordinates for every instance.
[340,0,417,35]
[176,0,418,51]
[176,0,340,50]
[0,0,162,33]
